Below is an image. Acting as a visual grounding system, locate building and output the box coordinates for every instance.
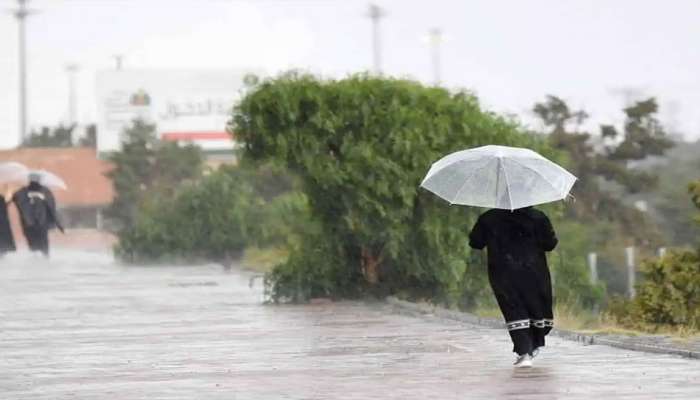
[96,69,257,160]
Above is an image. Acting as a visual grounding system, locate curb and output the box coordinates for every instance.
[386,297,700,360]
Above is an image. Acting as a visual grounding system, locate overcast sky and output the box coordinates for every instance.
[2,0,700,149]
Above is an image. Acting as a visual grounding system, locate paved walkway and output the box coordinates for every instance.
[1,251,699,399]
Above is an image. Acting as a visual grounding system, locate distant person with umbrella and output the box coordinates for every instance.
[13,172,65,256]
[0,184,17,256]
[421,145,576,368]
[0,162,29,256]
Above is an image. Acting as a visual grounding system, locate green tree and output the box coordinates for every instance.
[115,163,310,266]
[22,124,75,147]
[533,97,597,216]
[116,166,254,264]
[231,73,552,302]
[610,181,700,328]
[630,249,700,326]
[643,141,700,247]
[21,123,98,148]
[531,95,678,298]
[105,120,204,231]
[78,124,97,148]
[535,96,672,193]
[550,220,605,307]
[690,180,700,225]
[603,98,673,163]
[533,96,670,245]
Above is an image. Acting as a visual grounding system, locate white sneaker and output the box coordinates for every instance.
[530,348,540,359]
[514,354,533,368]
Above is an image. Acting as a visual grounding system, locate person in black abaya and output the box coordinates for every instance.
[468,206,557,367]
[0,185,17,256]
[13,174,64,257]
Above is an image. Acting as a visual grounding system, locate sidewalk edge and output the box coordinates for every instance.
[386,296,700,360]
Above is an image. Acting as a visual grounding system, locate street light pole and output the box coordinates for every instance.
[427,28,443,86]
[113,54,124,71]
[367,4,386,74]
[66,64,79,126]
[13,0,33,145]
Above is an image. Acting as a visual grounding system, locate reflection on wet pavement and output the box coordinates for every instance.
[0,251,698,399]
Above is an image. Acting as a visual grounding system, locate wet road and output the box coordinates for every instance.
[1,251,699,399]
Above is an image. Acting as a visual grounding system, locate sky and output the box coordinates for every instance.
[2,0,700,149]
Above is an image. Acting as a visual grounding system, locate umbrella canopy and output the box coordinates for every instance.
[29,170,68,190]
[0,162,30,185]
[421,145,577,210]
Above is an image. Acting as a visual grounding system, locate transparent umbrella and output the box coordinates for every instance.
[29,170,68,191]
[0,162,30,185]
[421,145,577,210]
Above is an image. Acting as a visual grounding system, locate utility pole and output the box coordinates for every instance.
[626,246,636,299]
[587,252,598,284]
[427,28,443,86]
[12,0,35,145]
[113,54,124,71]
[66,64,79,126]
[366,4,386,74]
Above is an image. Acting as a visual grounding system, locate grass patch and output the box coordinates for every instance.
[579,323,700,339]
[471,301,699,339]
[242,246,289,273]
[472,306,502,319]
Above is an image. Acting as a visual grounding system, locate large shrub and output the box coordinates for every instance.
[549,219,606,307]
[231,73,564,303]
[116,166,258,264]
[630,250,700,326]
[115,162,309,266]
[609,181,700,328]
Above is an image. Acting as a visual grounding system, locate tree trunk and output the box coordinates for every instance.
[361,247,381,285]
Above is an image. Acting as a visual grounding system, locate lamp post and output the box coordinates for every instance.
[427,28,443,86]
[66,64,79,126]
[366,4,386,74]
[13,0,35,145]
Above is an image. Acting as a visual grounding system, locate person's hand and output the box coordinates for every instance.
[2,184,11,200]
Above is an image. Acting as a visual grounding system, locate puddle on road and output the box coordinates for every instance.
[167,281,219,288]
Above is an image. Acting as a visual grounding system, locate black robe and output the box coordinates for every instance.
[12,183,62,256]
[0,195,16,254]
[468,207,557,356]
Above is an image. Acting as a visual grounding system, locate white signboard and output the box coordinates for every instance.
[96,69,258,153]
